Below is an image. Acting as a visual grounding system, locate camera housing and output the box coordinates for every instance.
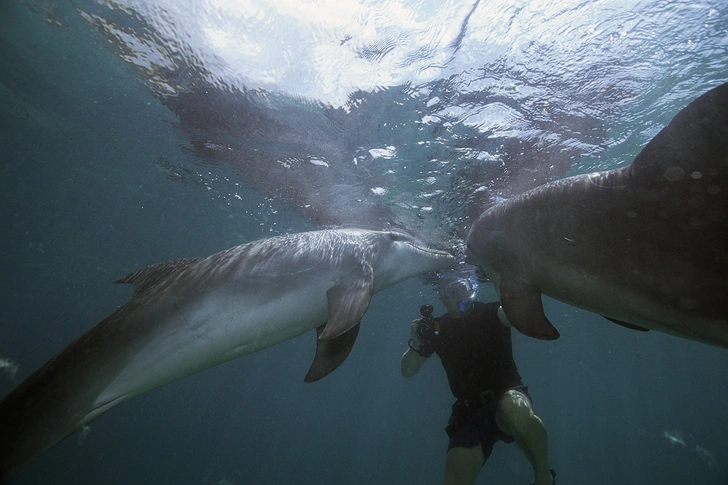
[416,304,439,338]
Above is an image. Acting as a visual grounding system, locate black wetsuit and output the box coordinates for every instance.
[419,301,527,456]
[421,301,522,403]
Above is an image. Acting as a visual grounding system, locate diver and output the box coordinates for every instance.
[401,275,556,485]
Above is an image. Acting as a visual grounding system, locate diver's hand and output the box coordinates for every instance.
[402,320,428,377]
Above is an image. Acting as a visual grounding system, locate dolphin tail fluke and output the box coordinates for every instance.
[499,280,560,340]
[304,323,361,383]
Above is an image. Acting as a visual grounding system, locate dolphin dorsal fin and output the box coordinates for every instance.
[114,258,203,296]
[631,82,728,184]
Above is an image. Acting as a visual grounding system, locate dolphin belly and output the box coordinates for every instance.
[534,259,728,346]
[92,278,332,415]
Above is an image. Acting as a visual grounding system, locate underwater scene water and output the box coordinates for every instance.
[1,0,727,484]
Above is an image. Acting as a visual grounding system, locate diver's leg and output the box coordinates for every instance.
[444,445,483,485]
[495,390,553,485]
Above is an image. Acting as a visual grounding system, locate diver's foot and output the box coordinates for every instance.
[531,469,556,485]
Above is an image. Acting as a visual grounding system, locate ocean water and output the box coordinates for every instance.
[1,0,727,484]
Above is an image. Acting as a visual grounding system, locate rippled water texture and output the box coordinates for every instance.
[69,0,727,240]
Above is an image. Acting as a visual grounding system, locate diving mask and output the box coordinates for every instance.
[440,279,478,314]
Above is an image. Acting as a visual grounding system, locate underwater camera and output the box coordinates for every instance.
[416,304,440,339]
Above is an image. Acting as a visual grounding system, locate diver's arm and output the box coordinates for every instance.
[401,322,429,377]
[401,345,428,377]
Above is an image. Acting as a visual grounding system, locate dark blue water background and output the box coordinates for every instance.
[1,1,727,484]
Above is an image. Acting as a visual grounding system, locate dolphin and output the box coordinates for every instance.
[466,82,728,347]
[0,228,455,479]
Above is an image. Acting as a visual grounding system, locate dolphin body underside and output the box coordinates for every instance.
[467,82,728,348]
[0,228,455,479]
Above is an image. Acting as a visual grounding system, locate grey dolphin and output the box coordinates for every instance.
[466,82,728,347]
[0,228,455,479]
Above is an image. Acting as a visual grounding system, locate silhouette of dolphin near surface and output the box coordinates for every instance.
[0,228,455,479]
[467,82,728,347]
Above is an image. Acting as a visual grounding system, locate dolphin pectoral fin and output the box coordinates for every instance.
[500,280,560,340]
[319,265,375,340]
[304,323,361,383]
[603,316,650,332]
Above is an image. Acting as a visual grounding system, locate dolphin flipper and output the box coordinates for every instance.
[500,280,560,340]
[304,323,361,383]
[603,317,650,332]
[319,263,374,339]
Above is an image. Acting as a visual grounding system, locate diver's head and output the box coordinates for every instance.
[438,276,478,318]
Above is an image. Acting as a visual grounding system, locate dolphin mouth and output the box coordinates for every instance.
[408,241,453,257]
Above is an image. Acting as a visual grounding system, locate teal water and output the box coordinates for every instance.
[1,1,727,484]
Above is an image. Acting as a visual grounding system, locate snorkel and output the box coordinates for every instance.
[458,292,475,314]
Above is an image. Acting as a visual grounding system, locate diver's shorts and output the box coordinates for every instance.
[446,385,531,464]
